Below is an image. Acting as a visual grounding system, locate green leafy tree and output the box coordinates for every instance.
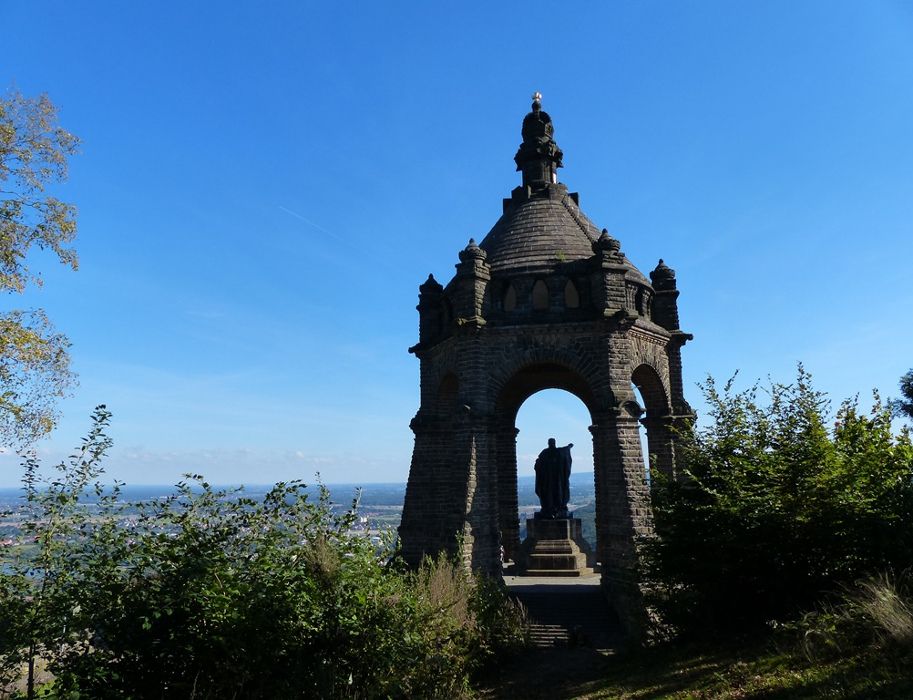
[646,367,913,636]
[0,88,79,447]
[891,368,913,422]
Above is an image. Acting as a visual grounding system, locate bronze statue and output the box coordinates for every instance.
[534,438,573,519]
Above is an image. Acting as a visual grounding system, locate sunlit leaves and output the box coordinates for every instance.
[0,88,79,447]
[0,309,73,446]
[0,89,79,293]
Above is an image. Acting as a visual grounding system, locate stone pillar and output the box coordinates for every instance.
[453,239,489,322]
[457,419,501,575]
[400,411,466,565]
[590,409,653,640]
[495,424,521,563]
[590,231,629,316]
[416,275,445,347]
[667,332,692,416]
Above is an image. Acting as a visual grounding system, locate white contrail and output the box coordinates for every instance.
[278,206,348,243]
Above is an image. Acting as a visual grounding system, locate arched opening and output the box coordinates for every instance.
[515,389,595,552]
[631,364,674,482]
[628,384,650,481]
[493,363,598,568]
[564,279,580,308]
[532,279,549,310]
[503,283,517,312]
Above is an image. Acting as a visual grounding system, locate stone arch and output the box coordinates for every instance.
[629,336,673,402]
[496,362,598,420]
[631,363,669,417]
[489,343,616,415]
[631,363,675,481]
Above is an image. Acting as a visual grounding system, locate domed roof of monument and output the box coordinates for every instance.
[479,191,603,272]
[478,94,649,285]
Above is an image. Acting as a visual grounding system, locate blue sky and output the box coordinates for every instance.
[3,1,912,486]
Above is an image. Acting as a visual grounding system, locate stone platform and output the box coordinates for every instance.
[519,517,595,577]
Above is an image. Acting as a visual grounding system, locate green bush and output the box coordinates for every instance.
[0,408,528,698]
[646,367,913,636]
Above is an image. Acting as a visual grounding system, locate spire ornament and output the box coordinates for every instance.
[515,93,563,185]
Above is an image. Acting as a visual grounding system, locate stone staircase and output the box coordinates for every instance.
[506,578,624,650]
[524,537,593,577]
[519,517,595,577]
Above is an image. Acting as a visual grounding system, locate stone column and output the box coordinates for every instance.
[495,424,521,563]
[450,411,500,575]
[590,408,653,640]
[667,332,691,416]
[400,411,466,565]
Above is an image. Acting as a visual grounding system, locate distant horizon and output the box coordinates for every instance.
[0,470,597,493]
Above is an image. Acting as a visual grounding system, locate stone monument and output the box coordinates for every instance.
[534,438,573,519]
[521,439,594,577]
[398,93,693,639]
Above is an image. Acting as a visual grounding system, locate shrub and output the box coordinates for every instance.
[646,367,913,636]
[0,408,528,698]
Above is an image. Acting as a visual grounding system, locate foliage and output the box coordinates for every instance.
[792,569,913,663]
[0,408,527,698]
[891,368,913,422]
[0,88,79,448]
[0,310,74,447]
[645,366,913,636]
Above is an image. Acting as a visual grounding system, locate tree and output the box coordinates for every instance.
[0,88,79,447]
[645,367,913,636]
[891,368,913,422]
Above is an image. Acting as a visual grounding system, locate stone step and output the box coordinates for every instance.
[527,551,588,567]
[519,517,596,575]
[524,567,594,577]
[528,624,570,647]
[509,584,623,650]
[527,540,582,553]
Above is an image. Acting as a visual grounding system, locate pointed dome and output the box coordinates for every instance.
[479,188,603,273]
[478,96,648,285]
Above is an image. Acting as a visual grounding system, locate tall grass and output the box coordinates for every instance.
[797,569,913,661]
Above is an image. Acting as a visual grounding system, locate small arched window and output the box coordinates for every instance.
[503,284,517,312]
[564,280,580,309]
[532,280,549,310]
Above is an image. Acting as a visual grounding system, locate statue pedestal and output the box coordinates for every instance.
[520,517,594,577]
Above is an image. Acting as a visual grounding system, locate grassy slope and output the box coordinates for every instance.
[483,640,913,699]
